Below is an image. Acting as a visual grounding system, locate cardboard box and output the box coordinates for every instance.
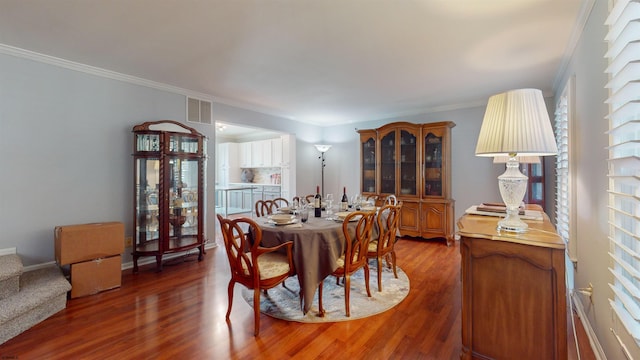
[70,255,122,298]
[55,222,124,265]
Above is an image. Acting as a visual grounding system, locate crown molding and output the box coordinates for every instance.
[552,0,596,92]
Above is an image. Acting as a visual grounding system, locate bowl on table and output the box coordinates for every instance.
[278,207,292,214]
[270,214,296,224]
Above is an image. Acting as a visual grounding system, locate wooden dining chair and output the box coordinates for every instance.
[255,199,278,217]
[365,194,380,206]
[217,214,295,336]
[384,194,398,206]
[367,203,402,292]
[304,194,315,204]
[272,197,289,208]
[318,210,376,317]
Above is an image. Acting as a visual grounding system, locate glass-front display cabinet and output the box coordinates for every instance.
[357,121,455,245]
[420,122,455,244]
[377,123,420,198]
[359,130,377,195]
[132,120,206,272]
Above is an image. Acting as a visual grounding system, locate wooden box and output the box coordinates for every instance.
[70,255,122,298]
[55,222,124,265]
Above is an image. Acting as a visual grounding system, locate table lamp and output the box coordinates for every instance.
[314,144,332,197]
[475,88,557,232]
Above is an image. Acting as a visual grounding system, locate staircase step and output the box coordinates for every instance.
[0,254,23,301]
[0,265,71,345]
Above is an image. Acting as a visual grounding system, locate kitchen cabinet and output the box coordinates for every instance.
[251,140,271,167]
[263,185,281,201]
[357,121,455,244]
[239,142,251,168]
[132,120,206,272]
[271,137,283,166]
[458,207,567,359]
[238,138,286,168]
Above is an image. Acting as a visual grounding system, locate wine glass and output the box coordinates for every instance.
[352,194,362,210]
[325,193,334,220]
[300,204,309,223]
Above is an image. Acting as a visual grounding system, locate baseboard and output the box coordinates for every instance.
[23,261,57,272]
[120,242,218,270]
[571,291,607,360]
[16,243,218,272]
[0,247,17,256]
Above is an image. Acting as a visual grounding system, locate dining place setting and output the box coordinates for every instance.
[217,193,407,335]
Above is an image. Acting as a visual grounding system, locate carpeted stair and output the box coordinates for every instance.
[0,254,71,345]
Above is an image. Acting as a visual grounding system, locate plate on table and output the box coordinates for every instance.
[335,212,361,222]
[268,218,299,226]
[270,214,296,223]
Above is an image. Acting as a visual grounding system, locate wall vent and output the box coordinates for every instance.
[187,97,212,125]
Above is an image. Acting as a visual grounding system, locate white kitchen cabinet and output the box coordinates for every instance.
[250,140,273,167]
[251,141,264,167]
[271,137,283,167]
[239,142,252,168]
[263,186,281,201]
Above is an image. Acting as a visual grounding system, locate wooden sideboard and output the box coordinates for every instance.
[457,208,567,359]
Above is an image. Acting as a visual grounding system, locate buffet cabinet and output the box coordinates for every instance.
[358,121,455,244]
[457,208,567,359]
[132,120,206,272]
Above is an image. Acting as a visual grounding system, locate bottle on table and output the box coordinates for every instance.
[314,185,322,218]
[340,187,349,211]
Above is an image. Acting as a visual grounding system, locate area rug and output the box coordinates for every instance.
[241,261,410,323]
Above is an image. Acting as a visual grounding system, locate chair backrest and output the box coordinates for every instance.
[375,203,402,252]
[385,194,398,206]
[365,194,379,206]
[342,211,376,273]
[304,194,315,204]
[255,199,278,217]
[217,214,260,285]
[272,197,289,208]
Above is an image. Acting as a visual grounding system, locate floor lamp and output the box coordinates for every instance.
[314,144,332,197]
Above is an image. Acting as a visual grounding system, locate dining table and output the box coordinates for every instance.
[255,209,379,315]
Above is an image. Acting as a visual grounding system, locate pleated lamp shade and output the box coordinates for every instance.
[475,88,558,157]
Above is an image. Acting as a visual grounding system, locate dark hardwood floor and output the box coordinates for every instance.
[0,237,595,359]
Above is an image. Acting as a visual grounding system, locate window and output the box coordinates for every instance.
[555,76,574,261]
[524,161,545,208]
[606,0,640,345]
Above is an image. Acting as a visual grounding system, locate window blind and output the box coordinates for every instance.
[555,85,571,255]
[605,0,640,345]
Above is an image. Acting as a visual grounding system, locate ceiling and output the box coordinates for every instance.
[0,0,584,127]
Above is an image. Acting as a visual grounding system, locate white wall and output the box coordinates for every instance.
[0,51,315,266]
[554,1,634,358]
[0,48,502,266]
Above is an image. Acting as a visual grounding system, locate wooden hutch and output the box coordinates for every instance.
[358,121,455,244]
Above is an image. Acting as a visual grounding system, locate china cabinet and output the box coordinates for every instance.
[357,121,455,244]
[132,120,206,272]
